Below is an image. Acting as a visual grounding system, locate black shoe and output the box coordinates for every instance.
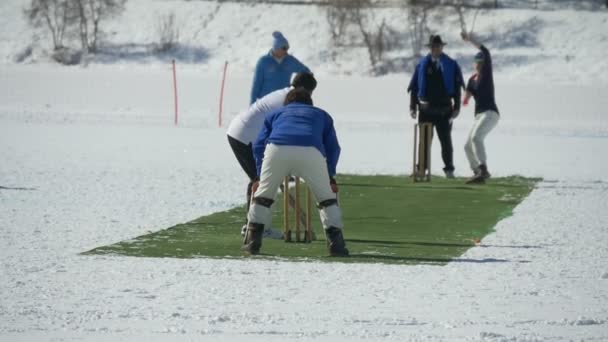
[465,174,486,184]
[443,168,455,179]
[242,223,264,255]
[479,164,491,179]
[325,227,349,257]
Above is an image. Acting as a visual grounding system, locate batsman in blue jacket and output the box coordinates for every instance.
[250,31,311,104]
[242,88,348,257]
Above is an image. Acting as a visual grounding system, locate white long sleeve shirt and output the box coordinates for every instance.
[227,86,292,144]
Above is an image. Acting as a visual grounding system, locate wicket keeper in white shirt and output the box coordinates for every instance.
[227,73,317,238]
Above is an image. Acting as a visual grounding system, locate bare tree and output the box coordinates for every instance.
[351,1,388,74]
[72,0,126,53]
[324,0,393,74]
[72,0,89,52]
[25,0,125,57]
[455,0,480,35]
[407,1,434,58]
[156,12,180,52]
[325,2,350,46]
[24,0,72,50]
[87,0,125,52]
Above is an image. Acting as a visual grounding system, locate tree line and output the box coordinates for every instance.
[24,0,126,55]
[323,0,605,75]
[23,0,186,64]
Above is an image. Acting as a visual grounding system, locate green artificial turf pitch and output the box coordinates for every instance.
[85,175,538,264]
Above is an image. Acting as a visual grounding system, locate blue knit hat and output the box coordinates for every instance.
[272,31,289,52]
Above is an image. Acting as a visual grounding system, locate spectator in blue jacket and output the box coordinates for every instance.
[242,88,348,257]
[250,31,311,104]
[408,35,464,179]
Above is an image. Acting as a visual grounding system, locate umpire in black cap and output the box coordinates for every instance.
[407,34,465,178]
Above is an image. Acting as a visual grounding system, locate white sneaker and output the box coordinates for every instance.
[240,224,283,240]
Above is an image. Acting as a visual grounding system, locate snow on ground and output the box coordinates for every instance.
[1,0,608,340]
[1,65,607,341]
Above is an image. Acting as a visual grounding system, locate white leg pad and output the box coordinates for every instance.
[319,203,343,229]
[247,203,273,228]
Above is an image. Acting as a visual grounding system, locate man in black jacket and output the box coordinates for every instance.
[408,35,464,178]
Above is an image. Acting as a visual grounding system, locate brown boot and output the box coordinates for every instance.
[325,227,349,257]
[242,223,264,255]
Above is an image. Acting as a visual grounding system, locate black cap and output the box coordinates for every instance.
[426,34,447,47]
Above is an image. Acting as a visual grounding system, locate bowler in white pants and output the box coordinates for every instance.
[462,31,501,183]
[464,110,499,175]
[243,88,348,256]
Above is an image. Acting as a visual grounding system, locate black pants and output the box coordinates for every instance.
[227,135,257,213]
[419,106,455,172]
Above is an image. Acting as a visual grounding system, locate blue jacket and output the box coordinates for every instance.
[253,102,340,177]
[250,52,310,104]
[408,53,464,100]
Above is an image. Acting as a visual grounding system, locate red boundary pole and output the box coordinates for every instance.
[219,61,228,128]
[172,59,178,126]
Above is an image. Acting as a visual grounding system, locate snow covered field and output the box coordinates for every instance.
[1,65,608,341]
[1,0,608,341]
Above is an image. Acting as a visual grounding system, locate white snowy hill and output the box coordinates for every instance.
[0,0,608,342]
[1,0,608,84]
[1,1,608,341]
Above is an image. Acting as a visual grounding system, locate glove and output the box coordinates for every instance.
[463,97,469,106]
[451,109,460,119]
[410,109,417,119]
[252,178,260,194]
[329,177,338,193]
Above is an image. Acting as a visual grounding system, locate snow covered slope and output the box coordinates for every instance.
[1,0,608,84]
[1,1,607,341]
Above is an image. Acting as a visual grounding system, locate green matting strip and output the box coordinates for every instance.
[84,175,538,265]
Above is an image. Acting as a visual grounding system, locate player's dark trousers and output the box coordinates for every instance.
[419,106,455,172]
[227,135,257,212]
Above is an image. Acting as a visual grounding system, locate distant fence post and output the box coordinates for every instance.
[218,61,228,128]
[172,59,178,126]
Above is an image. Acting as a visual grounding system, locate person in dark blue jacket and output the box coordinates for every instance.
[408,35,464,178]
[242,88,348,257]
[250,31,311,104]
[461,31,500,184]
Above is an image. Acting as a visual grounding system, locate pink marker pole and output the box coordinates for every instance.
[218,61,228,128]
[172,59,178,126]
